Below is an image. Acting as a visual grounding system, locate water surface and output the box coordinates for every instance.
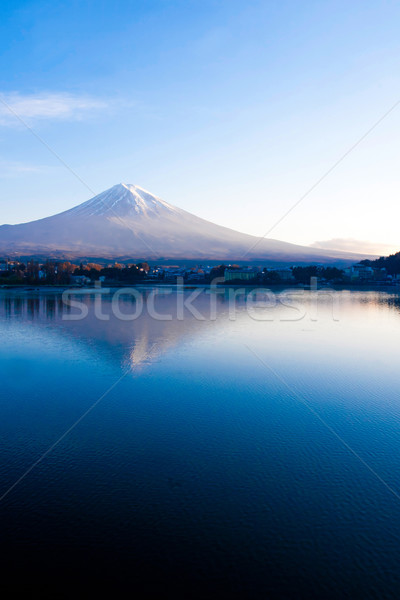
[1,288,400,598]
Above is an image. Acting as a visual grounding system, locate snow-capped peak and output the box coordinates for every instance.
[67,183,176,218]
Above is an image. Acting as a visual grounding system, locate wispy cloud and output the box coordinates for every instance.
[0,160,47,177]
[311,238,397,257]
[0,92,109,126]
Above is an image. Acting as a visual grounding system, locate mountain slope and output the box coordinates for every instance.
[0,183,369,262]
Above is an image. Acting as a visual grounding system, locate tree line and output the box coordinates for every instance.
[361,252,400,275]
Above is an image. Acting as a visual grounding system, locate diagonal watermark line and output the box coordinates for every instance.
[242,97,400,258]
[0,94,158,257]
[244,343,400,503]
[0,368,131,504]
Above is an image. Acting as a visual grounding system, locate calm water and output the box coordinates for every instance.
[1,287,400,598]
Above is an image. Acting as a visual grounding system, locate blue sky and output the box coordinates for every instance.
[0,0,399,255]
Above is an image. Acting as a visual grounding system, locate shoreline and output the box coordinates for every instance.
[1,282,400,294]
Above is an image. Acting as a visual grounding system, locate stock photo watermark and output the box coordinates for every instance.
[61,277,340,322]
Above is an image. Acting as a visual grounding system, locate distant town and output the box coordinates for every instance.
[0,252,399,287]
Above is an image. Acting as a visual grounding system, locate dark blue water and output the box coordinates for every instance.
[1,288,400,598]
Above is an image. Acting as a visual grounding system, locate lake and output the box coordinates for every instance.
[1,286,400,598]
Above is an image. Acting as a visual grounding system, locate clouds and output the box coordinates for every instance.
[0,92,109,126]
[311,238,397,257]
[0,160,47,177]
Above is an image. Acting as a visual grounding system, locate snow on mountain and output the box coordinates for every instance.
[67,184,179,218]
[0,183,369,262]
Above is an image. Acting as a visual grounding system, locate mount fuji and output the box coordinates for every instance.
[0,183,368,262]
